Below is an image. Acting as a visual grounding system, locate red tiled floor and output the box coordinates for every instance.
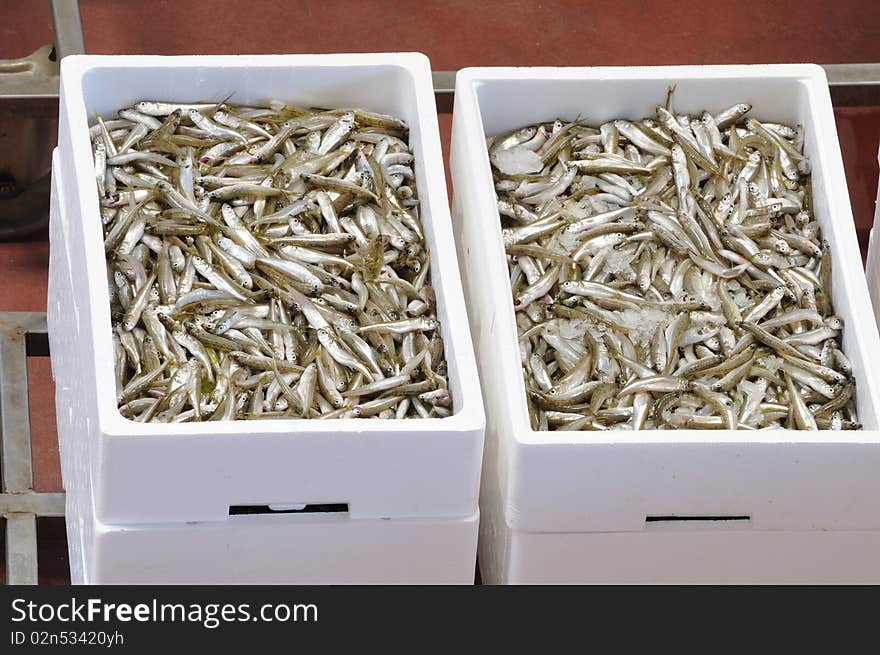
[77,0,880,68]
[28,356,59,492]
[0,240,49,311]
[0,0,50,59]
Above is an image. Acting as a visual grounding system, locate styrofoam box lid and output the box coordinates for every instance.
[451,65,880,533]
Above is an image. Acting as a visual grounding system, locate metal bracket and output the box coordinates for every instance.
[432,70,456,113]
[0,0,84,109]
[0,312,63,585]
[50,0,86,62]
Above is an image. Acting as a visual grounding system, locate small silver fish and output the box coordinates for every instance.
[491,99,856,431]
[93,99,450,422]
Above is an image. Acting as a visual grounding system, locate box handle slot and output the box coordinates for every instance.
[229,503,349,516]
[646,515,750,523]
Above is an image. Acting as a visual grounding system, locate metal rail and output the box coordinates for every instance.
[50,0,86,61]
[0,312,63,585]
[822,64,880,106]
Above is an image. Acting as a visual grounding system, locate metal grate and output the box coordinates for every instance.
[0,312,64,585]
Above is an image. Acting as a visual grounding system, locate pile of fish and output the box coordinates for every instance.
[489,101,858,431]
[94,99,451,422]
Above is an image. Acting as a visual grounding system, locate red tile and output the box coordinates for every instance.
[0,240,49,312]
[28,356,60,493]
[0,1,51,59]
[439,112,453,207]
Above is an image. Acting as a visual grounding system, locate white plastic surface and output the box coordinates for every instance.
[865,146,880,332]
[49,54,484,525]
[64,456,478,584]
[76,513,479,585]
[58,400,478,585]
[491,527,880,584]
[450,65,880,581]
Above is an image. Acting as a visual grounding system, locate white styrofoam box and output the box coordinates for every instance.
[57,395,478,585]
[60,434,478,584]
[49,54,484,525]
[73,512,479,585]
[450,65,880,583]
[865,146,880,331]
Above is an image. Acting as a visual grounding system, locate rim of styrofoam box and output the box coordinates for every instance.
[58,53,484,438]
[454,63,880,446]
